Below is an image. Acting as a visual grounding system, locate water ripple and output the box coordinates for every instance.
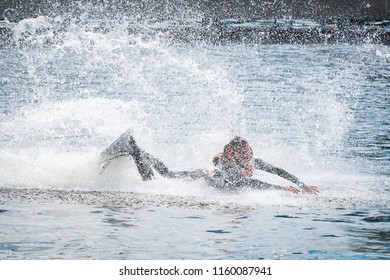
[206,230,231,234]
[363,216,390,223]
[0,242,54,252]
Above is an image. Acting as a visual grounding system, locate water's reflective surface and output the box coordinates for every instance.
[1,200,389,259]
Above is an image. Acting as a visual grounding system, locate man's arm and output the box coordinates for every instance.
[224,172,300,194]
[253,158,320,194]
[253,158,300,184]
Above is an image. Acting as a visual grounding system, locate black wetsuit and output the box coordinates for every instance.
[205,158,300,190]
[136,149,301,191]
[140,151,206,180]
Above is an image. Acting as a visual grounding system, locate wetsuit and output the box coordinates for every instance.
[101,133,307,191]
[140,151,207,180]
[135,149,301,191]
[205,157,300,190]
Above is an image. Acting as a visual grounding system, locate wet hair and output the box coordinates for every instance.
[217,136,254,176]
[229,136,250,149]
[223,136,253,161]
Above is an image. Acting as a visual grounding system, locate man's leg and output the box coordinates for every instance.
[128,136,154,181]
[141,152,206,180]
[128,136,206,181]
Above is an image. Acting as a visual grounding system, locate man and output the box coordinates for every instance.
[100,133,319,194]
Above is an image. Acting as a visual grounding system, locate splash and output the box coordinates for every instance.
[1,13,388,209]
[1,14,242,191]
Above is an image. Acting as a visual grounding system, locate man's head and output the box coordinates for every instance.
[223,136,253,164]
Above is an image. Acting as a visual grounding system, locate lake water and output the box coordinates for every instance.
[0,15,389,260]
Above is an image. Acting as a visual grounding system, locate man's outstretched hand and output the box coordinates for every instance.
[282,185,301,194]
[281,184,320,195]
[302,184,320,195]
